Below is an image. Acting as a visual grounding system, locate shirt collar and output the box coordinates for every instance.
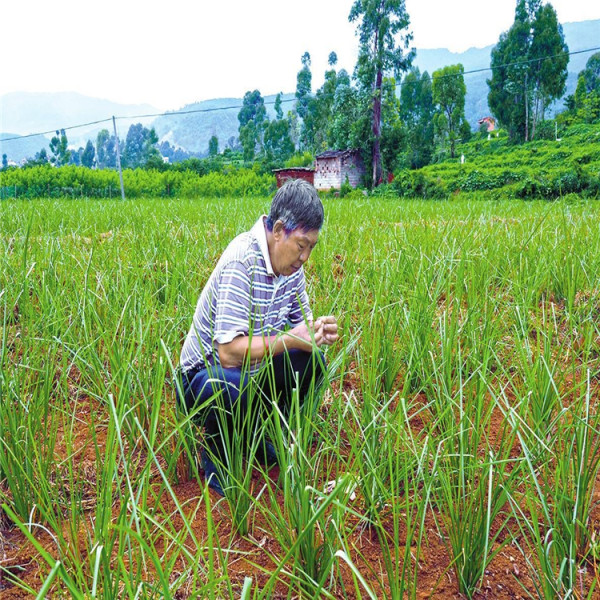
[251,215,276,277]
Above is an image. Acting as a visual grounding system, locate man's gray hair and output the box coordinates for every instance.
[266,179,324,233]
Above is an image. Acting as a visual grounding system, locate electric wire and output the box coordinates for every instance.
[1,45,598,146]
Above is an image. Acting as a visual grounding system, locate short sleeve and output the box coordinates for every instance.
[214,261,252,344]
[287,271,313,326]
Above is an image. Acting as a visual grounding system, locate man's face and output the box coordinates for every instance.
[271,222,319,277]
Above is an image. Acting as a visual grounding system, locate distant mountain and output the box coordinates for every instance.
[0,133,50,164]
[413,19,600,126]
[1,20,597,162]
[152,93,296,156]
[0,92,158,162]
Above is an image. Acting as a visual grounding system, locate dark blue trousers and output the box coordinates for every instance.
[178,349,326,457]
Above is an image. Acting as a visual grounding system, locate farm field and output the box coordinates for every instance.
[1,195,600,598]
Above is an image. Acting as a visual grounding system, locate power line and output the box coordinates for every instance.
[0,97,297,144]
[1,118,114,143]
[124,96,296,121]
[395,46,600,89]
[446,46,599,79]
[1,45,598,146]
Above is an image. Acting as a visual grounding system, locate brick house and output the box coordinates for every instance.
[313,150,365,190]
[272,167,315,188]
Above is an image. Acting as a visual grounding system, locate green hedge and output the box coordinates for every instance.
[0,165,276,199]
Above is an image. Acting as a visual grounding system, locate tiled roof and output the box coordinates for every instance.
[315,149,359,159]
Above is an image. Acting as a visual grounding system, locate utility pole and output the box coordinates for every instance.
[112,116,126,201]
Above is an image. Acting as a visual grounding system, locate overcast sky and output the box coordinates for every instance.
[2,0,599,110]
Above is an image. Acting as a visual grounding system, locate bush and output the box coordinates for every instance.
[535,120,558,141]
[284,152,314,168]
[0,165,276,199]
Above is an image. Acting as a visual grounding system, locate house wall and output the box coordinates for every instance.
[314,152,365,190]
[314,157,341,190]
[341,155,363,188]
[274,169,314,188]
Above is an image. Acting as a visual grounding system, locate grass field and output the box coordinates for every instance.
[1,195,600,599]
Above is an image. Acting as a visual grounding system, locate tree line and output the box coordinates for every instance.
[218,0,597,185]
[2,0,599,188]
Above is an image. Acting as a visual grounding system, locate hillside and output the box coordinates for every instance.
[151,93,296,156]
[0,92,158,162]
[0,133,50,164]
[0,91,158,138]
[390,123,600,199]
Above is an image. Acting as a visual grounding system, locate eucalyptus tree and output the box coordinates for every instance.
[49,129,71,167]
[570,52,600,123]
[399,67,435,169]
[81,140,95,168]
[329,76,359,151]
[264,93,295,165]
[432,64,469,159]
[96,129,118,169]
[295,52,316,151]
[238,90,267,162]
[487,0,568,142]
[349,0,414,186]
[208,135,219,157]
[123,123,160,168]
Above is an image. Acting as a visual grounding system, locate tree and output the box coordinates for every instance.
[572,58,600,123]
[238,90,267,161]
[399,67,435,169]
[71,148,82,166]
[274,93,283,120]
[329,81,359,151]
[295,52,312,122]
[380,77,404,175]
[487,0,568,142]
[36,148,49,164]
[311,54,342,153]
[2,154,7,169]
[23,148,49,168]
[81,140,95,168]
[432,64,468,158]
[582,52,600,94]
[96,129,118,169]
[349,0,414,186]
[123,123,159,168]
[208,135,219,156]
[49,129,71,166]
[263,92,295,165]
[528,3,569,138]
[264,118,295,165]
[295,52,317,151]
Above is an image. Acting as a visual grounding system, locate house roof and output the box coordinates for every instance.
[272,167,315,172]
[315,149,360,159]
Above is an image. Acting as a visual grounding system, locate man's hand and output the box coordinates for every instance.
[314,315,339,346]
[290,316,339,349]
[218,316,339,366]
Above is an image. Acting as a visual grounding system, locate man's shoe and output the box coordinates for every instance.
[200,449,225,496]
[256,440,278,467]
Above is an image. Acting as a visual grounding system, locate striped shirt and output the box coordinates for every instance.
[180,216,312,373]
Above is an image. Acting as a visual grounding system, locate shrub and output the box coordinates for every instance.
[0,165,276,199]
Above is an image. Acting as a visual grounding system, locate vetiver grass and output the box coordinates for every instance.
[1,195,600,597]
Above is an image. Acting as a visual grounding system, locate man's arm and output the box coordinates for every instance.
[217,316,338,368]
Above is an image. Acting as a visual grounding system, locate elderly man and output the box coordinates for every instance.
[179,179,338,495]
